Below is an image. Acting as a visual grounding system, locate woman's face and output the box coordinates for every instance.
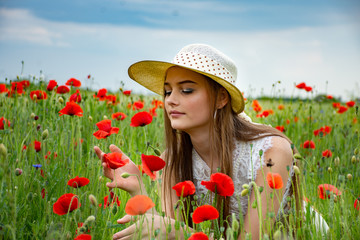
[164,66,213,134]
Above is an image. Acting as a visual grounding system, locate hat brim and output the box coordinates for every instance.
[128,60,244,114]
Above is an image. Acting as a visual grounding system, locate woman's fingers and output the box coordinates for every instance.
[113,222,136,240]
[94,146,103,160]
[117,215,132,224]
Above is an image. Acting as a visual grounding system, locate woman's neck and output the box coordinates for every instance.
[188,130,212,165]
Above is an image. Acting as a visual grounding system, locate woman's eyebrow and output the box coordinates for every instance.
[164,80,197,86]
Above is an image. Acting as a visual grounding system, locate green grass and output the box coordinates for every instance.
[0,78,359,239]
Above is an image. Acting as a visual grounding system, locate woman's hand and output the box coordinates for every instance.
[113,214,183,240]
[94,144,145,197]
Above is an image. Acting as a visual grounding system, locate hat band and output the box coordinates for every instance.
[172,52,235,84]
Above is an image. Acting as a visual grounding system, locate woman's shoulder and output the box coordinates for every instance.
[263,136,293,166]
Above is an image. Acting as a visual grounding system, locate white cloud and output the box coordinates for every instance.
[0,7,359,100]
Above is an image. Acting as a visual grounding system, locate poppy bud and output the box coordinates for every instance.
[351,155,356,164]
[37,124,41,131]
[58,97,64,103]
[30,113,35,119]
[15,168,22,176]
[0,143,7,158]
[174,220,180,230]
[327,167,332,173]
[273,229,282,240]
[103,115,108,119]
[112,206,118,215]
[258,186,264,193]
[334,157,340,166]
[232,213,239,231]
[293,166,300,175]
[347,174,353,180]
[166,223,172,233]
[241,189,249,196]
[33,94,37,100]
[34,115,39,121]
[267,212,275,219]
[27,192,33,201]
[355,148,359,155]
[293,153,303,160]
[33,121,36,126]
[121,172,130,178]
[88,116,93,121]
[252,201,257,209]
[42,129,49,140]
[242,184,249,189]
[153,148,161,156]
[88,194,98,207]
[85,215,95,223]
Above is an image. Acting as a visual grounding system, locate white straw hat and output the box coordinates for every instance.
[128,43,245,114]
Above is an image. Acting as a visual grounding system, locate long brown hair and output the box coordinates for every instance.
[161,74,302,229]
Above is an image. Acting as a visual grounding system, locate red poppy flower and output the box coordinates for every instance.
[354,196,360,210]
[252,100,262,112]
[30,90,47,100]
[322,149,332,158]
[66,78,81,87]
[123,90,131,96]
[74,234,92,240]
[188,232,209,240]
[67,176,90,188]
[93,120,119,139]
[59,101,83,116]
[296,82,306,89]
[318,184,341,200]
[105,94,117,104]
[69,89,81,103]
[130,100,144,110]
[99,194,121,209]
[302,140,315,149]
[47,80,57,91]
[112,112,127,121]
[337,106,348,114]
[277,104,285,110]
[332,102,340,109]
[41,188,46,199]
[0,117,11,130]
[93,88,107,100]
[149,107,157,117]
[103,152,129,169]
[130,111,153,127]
[0,84,9,93]
[125,195,155,216]
[304,86,312,92]
[201,172,234,197]
[346,101,355,107]
[10,82,24,95]
[56,85,70,94]
[53,193,80,215]
[192,205,219,224]
[275,126,285,132]
[141,154,165,180]
[20,80,30,88]
[326,95,333,99]
[34,140,41,152]
[151,99,163,108]
[172,181,196,197]
[266,172,284,189]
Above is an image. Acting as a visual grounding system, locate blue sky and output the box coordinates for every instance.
[0,0,359,100]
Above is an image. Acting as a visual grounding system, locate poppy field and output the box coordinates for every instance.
[0,75,359,240]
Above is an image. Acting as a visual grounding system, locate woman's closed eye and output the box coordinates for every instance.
[164,88,194,97]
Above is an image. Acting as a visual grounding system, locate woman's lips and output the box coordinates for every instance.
[169,110,185,117]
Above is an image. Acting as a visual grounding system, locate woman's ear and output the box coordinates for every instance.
[216,88,229,109]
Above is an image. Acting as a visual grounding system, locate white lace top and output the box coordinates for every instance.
[192,136,273,219]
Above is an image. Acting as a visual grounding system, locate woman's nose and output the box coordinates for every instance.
[165,91,179,106]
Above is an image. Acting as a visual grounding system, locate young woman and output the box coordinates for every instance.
[94,44,302,239]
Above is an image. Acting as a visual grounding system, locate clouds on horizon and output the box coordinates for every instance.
[0,7,359,100]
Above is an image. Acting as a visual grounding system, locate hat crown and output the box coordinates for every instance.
[172,44,237,83]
